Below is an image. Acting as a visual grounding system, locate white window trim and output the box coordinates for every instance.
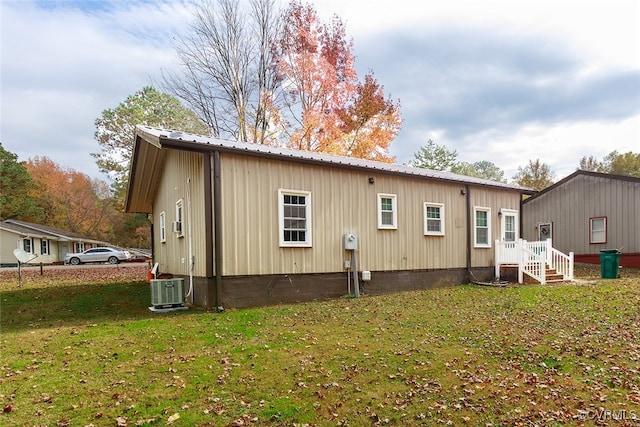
[590,217,607,244]
[174,199,184,238]
[500,208,518,242]
[159,211,166,243]
[23,238,34,253]
[278,189,312,247]
[474,206,492,248]
[377,193,398,230]
[424,202,445,236]
[41,239,50,255]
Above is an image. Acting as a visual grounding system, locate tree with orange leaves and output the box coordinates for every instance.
[24,157,117,242]
[271,1,401,162]
[339,72,402,162]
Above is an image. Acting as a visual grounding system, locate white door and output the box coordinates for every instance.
[500,209,518,242]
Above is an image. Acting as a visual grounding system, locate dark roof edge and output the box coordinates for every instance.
[523,169,640,203]
[1,219,107,244]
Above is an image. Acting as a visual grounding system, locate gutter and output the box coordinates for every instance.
[465,184,472,281]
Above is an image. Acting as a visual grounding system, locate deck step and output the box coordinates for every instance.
[498,264,568,284]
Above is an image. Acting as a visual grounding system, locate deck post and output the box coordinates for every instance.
[569,252,574,281]
[518,239,525,284]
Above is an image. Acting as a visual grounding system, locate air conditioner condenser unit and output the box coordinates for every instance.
[150,278,185,307]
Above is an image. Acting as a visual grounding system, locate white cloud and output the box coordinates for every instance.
[1,0,638,185]
[0,0,191,177]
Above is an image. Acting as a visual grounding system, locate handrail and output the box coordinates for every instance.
[549,247,574,281]
[495,238,574,284]
[519,244,546,284]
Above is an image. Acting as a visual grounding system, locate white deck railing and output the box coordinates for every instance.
[549,246,574,281]
[495,238,574,284]
[519,244,547,284]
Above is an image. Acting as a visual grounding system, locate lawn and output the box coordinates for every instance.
[1,265,639,426]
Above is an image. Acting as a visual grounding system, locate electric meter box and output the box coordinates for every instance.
[344,233,358,250]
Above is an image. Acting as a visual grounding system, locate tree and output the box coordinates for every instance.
[578,155,603,172]
[165,0,401,161]
[578,151,640,177]
[93,86,209,204]
[411,139,458,171]
[0,143,43,221]
[338,72,402,162]
[164,0,281,144]
[513,159,555,190]
[24,157,118,241]
[272,1,400,161]
[602,151,640,177]
[451,160,506,182]
[410,140,506,182]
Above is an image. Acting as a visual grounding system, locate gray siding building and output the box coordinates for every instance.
[522,170,640,267]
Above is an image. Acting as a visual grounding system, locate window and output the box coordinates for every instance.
[424,202,444,235]
[174,200,184,237]
[23,238,34,253]
[500,209,518,242]
[74,242,85,252]
[279,189,312,247]
[590,217,607,244]
[159,211,166,243]
[474,207,491,247]
[377,193,397,229]
[41,239,50,255]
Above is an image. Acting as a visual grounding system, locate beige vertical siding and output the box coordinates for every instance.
[523,174,640,255]
[468,186,522,267]
[220,153,522,275]
[153,149,207,276]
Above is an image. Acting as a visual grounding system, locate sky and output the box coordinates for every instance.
[1,0,639,183]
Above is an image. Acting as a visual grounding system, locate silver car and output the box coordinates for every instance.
[65,247,131,265]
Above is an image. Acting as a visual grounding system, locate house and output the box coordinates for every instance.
[0,219,107,266]
[522,170,640,268]
[126,126,535,309]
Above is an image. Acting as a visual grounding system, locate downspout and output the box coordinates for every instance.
[185,178,194,300]
[519,193,524,239]
[465,184,472,282]
[213,150,224,311]
[149,214,155,271]
[203,154,214,301]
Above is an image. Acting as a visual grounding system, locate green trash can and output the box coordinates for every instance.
[600,249,621,279]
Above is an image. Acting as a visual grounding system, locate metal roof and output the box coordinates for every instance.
[0,219,107,244]
[134,125,534,192]
[523,169,640,204]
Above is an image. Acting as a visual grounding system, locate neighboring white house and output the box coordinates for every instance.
[0,220,107,266]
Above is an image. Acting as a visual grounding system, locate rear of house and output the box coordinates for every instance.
[522,170,640,267]
[127,126,533,309]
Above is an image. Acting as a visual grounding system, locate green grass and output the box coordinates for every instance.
[1,265,639,426]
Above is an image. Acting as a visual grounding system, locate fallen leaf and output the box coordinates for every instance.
[167,413,180,424]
